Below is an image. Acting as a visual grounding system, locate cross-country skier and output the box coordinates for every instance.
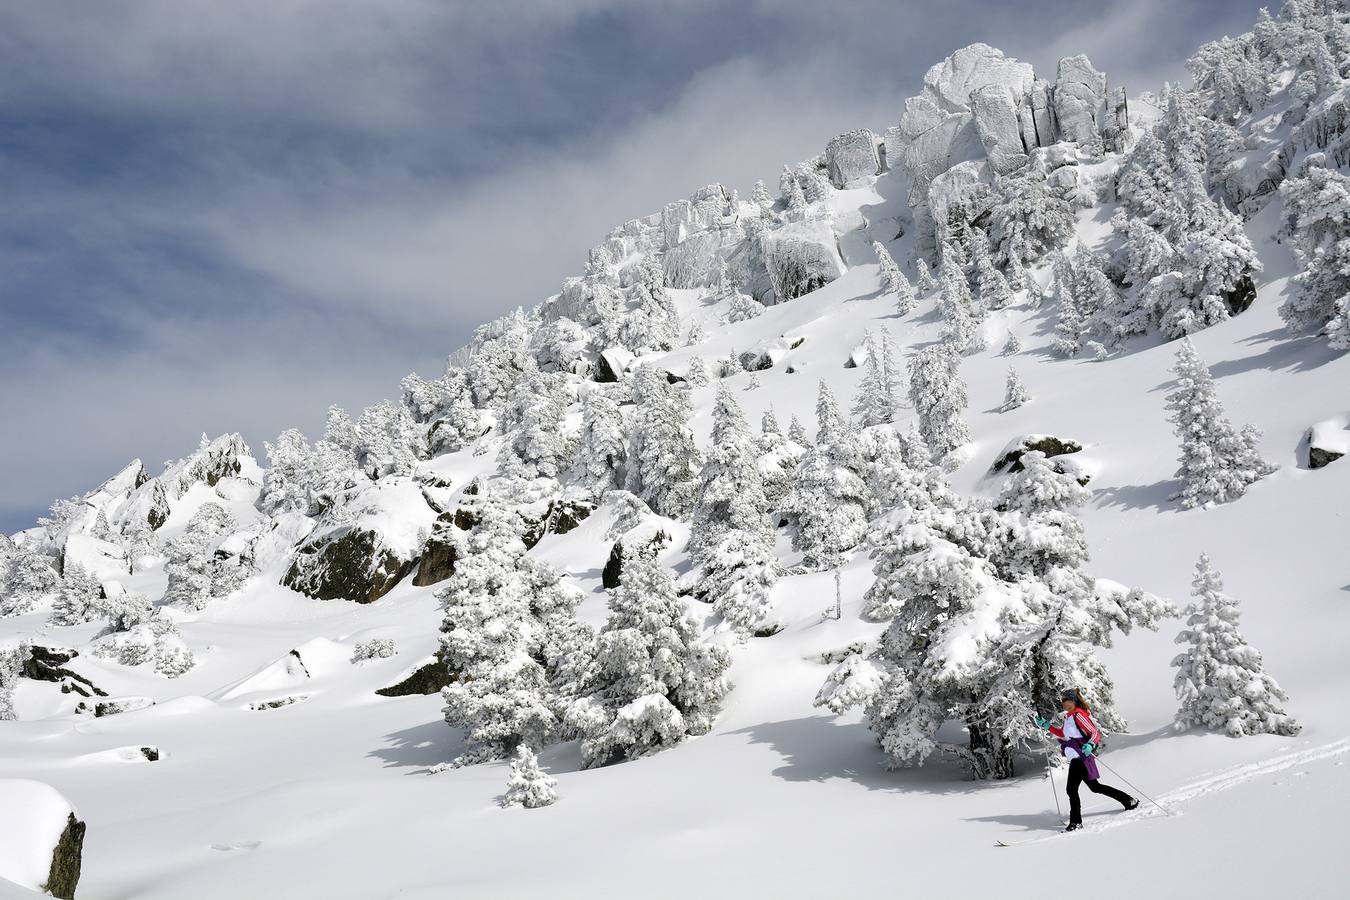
[1036,688,1139,831]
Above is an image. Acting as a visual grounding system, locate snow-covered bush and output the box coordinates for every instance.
[502,745,557,809]
[352,638,397,663]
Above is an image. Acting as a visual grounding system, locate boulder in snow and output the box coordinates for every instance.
[824,128,881,188]
[282,478,436,604]
[595,347,635,384]
[991,434,1084,473]
[970,83,1029,174]
[759,217,846,302]
[0,780,85,899]
[1307,418,1349,469]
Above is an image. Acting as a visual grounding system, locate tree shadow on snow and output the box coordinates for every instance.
[1092,479,1180,512]
[730,715,1008,797]
[1209,330,1342,377]
[367,718,464,772]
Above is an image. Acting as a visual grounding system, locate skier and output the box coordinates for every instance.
[1036,688,1139,831]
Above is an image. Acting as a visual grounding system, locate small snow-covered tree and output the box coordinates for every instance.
[874,242,915,314]
[783,382,869,570]
[907,345,969,460]
[1166,339,1276,509]
[2,550,61,616]
[970,232,1013,311]
[787,415,808,447]
[163,503,244,611]
[758,407,803,509]
[1002,368,1031,411]
[574,389,627,499]
[751,179,774,210]
[427,369,483,454]
[1002,332,1022,355]
[724,292,763,324]
[989,168,1076,269]
[502,745,558,808]
[570,550,731,767]
[498,371,572,480]
[358,399,427,479]
[939,265,983,353]
[0,642,24,720]
[686,356,709,387]
[851,332,894,428]
[780,165,807,210]
[624,366,701,518]
[1172,553,1300,737]
[49,564,103,626]
[915,258,939,294]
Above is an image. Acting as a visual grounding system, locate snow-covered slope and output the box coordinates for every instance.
[3,3,1350,897]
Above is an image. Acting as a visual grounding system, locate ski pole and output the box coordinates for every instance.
[1048,764,1062,819]
[1094,759,1173,816]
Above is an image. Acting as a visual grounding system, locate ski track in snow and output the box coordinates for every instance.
[999,737,1350,846]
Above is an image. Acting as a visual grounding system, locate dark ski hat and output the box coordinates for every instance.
[1059,688,1079,701]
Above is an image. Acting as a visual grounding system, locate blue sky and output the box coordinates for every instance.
[0,0,1266,532]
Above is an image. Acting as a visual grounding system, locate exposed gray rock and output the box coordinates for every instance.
[971,83,1029,174]
[992,434,1084,472]
[825,128,881,188]
[760,217,847,302]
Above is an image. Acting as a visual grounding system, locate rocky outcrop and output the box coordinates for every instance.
[595,347,635,384]
[0,781,85,900]
[22,646,106,698]
[825,128,881,188]
[992,434,1084,472]
[376,650,453,697]
[412,522,459,587]
[1054,55,1108,155]
[282,478,436,604]
[760,217,847,302]
[93,697,155,717]
[971,83,1029,174]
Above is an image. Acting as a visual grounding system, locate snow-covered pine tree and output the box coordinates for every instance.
[358,400,426,479]
[569,549,730,767]
[787,415,808,447]
[1050,251,1084,357]
[691,384,778,637]
[851,332,893,428]
[938,262,983,354]
[2,549,61,616]
[686,318,708,346]
[498,371,572,480]
[438,497,592,767]
[0,642,24,721]
[468,309,535,408]
[1001,332,1022,355]
[780,165,807,210]
[502,745,558,808]
[796,161,833,203]
[48,563,103,626]
[989,168,1076,270]
[725,291,764,323]
[915,257,939,294]
[1002,368,1031,411]
[907,344,969,460]
[1166,338,1276,509]
[162,503,244,611]
[574,388,627,500]
[783,382,869,570]
[970,232,1012,311]
[427,368,483,455]
[261,428,315,515]
[751,179,774,210]
[624,365,701,518]
[873,241,915,315]
[757,407,801,509]
[1172,553,1300,737]
[1278,155,1350,347]
[686,355,709,387]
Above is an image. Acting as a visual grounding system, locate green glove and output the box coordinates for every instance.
[1081,741,1096,757]
[1034,716,1051,730]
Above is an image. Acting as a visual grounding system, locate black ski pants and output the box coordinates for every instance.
[1066,757,1133,824]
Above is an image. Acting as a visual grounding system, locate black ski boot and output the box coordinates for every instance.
[1064,822,1082,832]
[1124,797,1140,811]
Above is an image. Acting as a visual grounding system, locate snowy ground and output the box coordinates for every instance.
[3,157,1349,897]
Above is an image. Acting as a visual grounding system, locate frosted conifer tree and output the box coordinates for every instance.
[1166,339,1276,509]
[686,318,707,346]
[1172,554,1300,737]
[49,564,103,626]
[780,165,807,210]
[751,179,774,210]
[873,242,915,314]
[1001,332,1021,355]
[438,497,592,767]
[783,382,868,570]
[2,550,61,616]
[686,356,709,387]
[989,169,1075,269]
[907,345,969,460]
[1278,156,1350,347]
[427,369,483,454]
[758,408,802,508]
[1002,368,1031,411]
[570,550,731,767]
[939,265,982,353]
[498,372,571,480]
[163,503,243,611]
[915,258,939,294]
[358,400,426,479]
[787,415,808,447]
[851,332,893,428]
[720,349,744,378]
[970,233,1012,311]
[691,385,778,637]
[724,292,763,323]
[624,366,701,518]
[1051,252,1084,357]
[502,745,558,808]
[0,642,22,721]
[574,389,626,499]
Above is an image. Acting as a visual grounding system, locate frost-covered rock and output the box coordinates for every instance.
[1053,55,1108,153]
[0,780,84,899]
[824,128,881,188]
[663,230,726,289]
[595,347,635,383]
[971,83,1029,174]
[282,477,436,603]
[991,434,1084,472]
[1307,418,1349,469]
[760,217,846,302]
